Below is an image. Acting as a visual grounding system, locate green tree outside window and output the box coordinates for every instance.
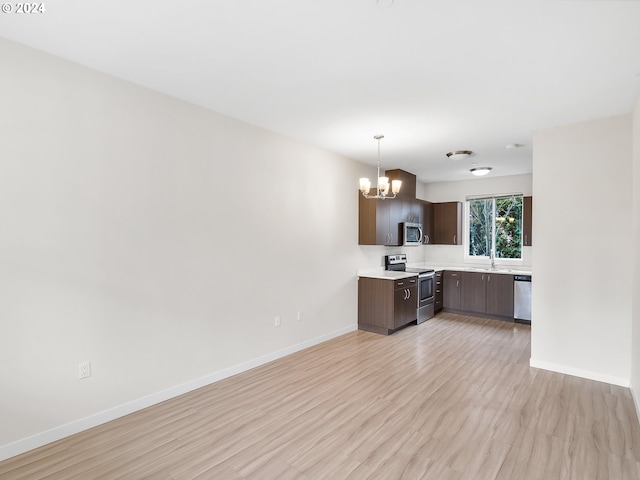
[468,195,522,259]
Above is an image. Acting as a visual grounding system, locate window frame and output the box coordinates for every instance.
[463,193,525,267]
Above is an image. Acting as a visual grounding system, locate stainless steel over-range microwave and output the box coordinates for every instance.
[403,222,423,246]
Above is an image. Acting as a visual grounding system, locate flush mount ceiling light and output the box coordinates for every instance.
[446,150,473,161]
[359,135,401,200]
[470,167,492,177]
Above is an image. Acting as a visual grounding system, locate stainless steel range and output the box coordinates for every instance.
[384,254,435,324]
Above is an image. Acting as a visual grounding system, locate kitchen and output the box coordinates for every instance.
[356,168,532,334]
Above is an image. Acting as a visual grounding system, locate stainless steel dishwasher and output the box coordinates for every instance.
[514,275,532,324]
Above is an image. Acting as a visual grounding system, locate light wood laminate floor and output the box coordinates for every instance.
[2,313,639,479]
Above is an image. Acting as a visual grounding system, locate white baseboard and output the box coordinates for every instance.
[0,325,357,462]
[631,382,640,424]
[529,358,630,387]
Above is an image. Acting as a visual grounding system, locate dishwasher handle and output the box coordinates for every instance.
[514,275,531,282]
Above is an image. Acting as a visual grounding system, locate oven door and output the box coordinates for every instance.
[417,272,435,324]
[418,272,435,307]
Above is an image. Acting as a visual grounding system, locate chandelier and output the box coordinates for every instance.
[359,135,401,199]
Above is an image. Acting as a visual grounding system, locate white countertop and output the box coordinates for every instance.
[356,269,418,280]
[358,264,532,279]
[409,263,532,276]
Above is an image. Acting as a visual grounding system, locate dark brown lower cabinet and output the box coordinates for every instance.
[486,273,514,317]
[443,271,461,310]
[444,270,514,321]
[434,271,443,311]
[358,276,417,335]
[461,272,486,312]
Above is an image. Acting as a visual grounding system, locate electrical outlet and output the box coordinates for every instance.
[274,316,281,327]
[297,311,303,321]
[78,361,91,379]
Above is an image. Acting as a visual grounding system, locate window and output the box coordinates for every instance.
[468,195,523,259]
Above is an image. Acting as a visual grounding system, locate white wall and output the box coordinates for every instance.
[0,38,392,459]
[420,174,533,267]
[531,115,633,386]
[632,96,640,412]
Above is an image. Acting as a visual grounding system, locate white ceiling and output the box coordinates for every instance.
[2,0,640,183]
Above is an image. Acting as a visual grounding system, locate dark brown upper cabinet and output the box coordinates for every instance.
[385,169,416,199]
[358,194,403,246]
[358,169,422,246]
[433,201,462,245]
[421,200,434,245]
[523,196,532,246]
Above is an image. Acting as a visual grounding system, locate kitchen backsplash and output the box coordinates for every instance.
[422,244,532,268]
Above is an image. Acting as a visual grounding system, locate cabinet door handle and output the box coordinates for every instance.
[453,234,456,244]
[398,282,404,286]
[525,235,528,244]
[482,274,484,281]
[426,235,430,244]
[457,280,459,288]
[406,289,411,300]
[488,275,491,282]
